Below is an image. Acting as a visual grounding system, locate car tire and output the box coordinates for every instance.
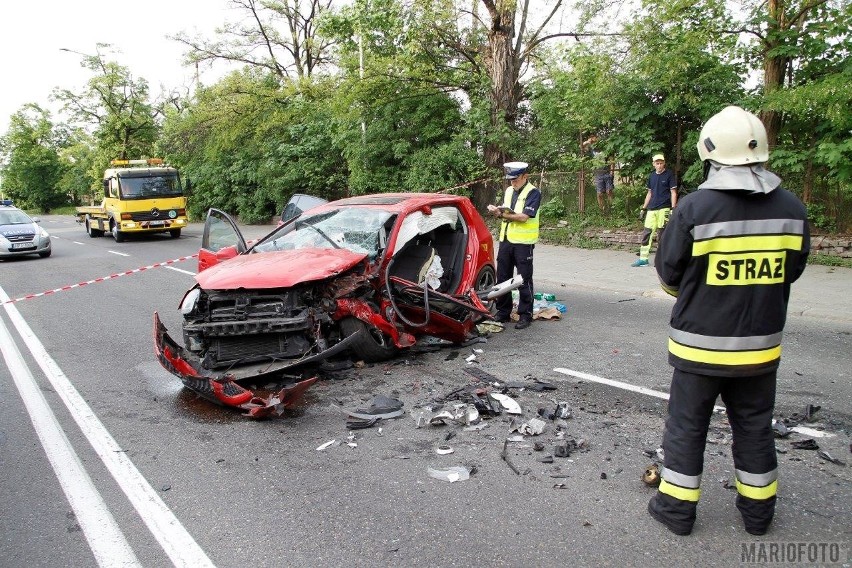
[475,265,497,311]
[39,249,52,258]
[169,229,181,238]
[86,218,104,238]
[340,317,397,363]
[112,222,125,242]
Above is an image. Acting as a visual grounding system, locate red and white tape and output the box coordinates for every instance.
[2,253,199,305]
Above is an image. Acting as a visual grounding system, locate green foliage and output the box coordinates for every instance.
[0,105,67,212]
[538,197,566,221]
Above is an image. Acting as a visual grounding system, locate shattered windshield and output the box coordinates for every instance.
[118,173,183,199]
[254,207,393,257]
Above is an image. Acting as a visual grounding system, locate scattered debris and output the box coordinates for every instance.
[462,367,501,383]
[436,445,455,455]
[642,464,660,487]
[428,466,470,483]
[817,451,846,466]
[600,472,608,480]
[501,439,522,475]
[465,354,478,363]
[539,455,554,464]
[476,321,505,334]
[490,393,522,414]
[444,351,460,361]
[347,416,381,429]
[516,417,547,436]
[344,395,405,420]
[721,478,736,491]
[772,420,790,438]
[553,482,567,489]
[791,439,819,450]
[316,440,338,451]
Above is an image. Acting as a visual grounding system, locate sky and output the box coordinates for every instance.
[0,0,238,134]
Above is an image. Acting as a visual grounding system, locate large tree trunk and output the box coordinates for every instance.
[477,0,522,210]
[759,0,790,151]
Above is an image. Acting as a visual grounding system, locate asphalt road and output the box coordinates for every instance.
[1,215,850,567]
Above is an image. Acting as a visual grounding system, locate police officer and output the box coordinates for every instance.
[487,161,542,330]
[648,106,810,535]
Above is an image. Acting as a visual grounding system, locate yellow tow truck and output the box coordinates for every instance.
[75,158,188,242]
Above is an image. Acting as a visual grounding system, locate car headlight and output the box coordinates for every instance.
[180,287,202,315]
[40,228,49,238]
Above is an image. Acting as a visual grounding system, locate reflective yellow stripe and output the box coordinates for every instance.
[692,235,803,256]
[736,479,777,500]
[668,338,781,366]
[659,281,679,297]
[659,479,700,502]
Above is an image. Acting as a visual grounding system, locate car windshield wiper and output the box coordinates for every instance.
[300,222,341,249]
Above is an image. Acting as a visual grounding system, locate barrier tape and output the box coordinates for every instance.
[436,176,492,194]
[2,253,199,305]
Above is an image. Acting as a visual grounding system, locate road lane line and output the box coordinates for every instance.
[73,241,86,245]
[165,266,196,276]
[0,287,216,567]
[553,368,835,438]
[0,312,141,567]
[108,251,130,257]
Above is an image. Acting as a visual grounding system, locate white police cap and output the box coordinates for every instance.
[504,161,529,179]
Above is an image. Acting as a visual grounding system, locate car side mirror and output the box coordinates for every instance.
[216,245,239,261]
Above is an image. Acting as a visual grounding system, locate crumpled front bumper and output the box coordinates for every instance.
[153,312,320,417]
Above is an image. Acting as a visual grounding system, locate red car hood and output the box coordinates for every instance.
[196,248,368,289]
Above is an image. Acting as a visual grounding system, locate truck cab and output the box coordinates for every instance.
[77,158,189,242]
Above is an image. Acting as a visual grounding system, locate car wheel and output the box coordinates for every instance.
[39,249,52,258]
[112,222,125,242]
[475,265,497,311]
[169,228,181,238]
[340,317,398,363]
[87,218,104,238]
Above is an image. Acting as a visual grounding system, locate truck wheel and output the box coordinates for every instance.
[111,222,125,243]
[169,229,181,238]
[86,219,104,238]
[340,317,397,363]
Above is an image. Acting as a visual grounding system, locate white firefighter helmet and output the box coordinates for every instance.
[697,106,769,165]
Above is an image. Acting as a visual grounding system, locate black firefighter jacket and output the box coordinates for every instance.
[655,178,810,378]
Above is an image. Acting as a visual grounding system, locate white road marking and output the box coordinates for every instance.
[165,266,196,276]
[554,368,835,438]
[0,287,216,567]
[108,251,130,257]
[73,241,86,245]
[0,309,141,567]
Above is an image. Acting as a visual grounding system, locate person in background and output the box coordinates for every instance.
[648,106,810,536]
[583,135,615,213]
[633,153,678,267]
[487,161,541,330]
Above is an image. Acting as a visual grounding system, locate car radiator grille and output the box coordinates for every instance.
[4,233,35,243]
[208,333,311,367]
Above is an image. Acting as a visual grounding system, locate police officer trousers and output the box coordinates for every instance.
[495,241,534,320]
[651,368,778,535]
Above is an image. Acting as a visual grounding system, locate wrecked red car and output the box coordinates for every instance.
[154,193,521,414]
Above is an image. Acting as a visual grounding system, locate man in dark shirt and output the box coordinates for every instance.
[633,153,677,266]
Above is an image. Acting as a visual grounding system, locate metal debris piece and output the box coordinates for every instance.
[772,419,790,438]
[316,440,338,451]
[642,464,661,487]
[428,466,470,483]
[817,450,846,465]
[517,417,547,436]
[501,439,521,475]
[490,393,522,414]
[791,439,819,450]
[539,455,554,464]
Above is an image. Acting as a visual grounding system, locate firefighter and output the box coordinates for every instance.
[648,106,810,536]
[487,161,542,330]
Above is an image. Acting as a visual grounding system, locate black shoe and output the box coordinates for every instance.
[648,495,693,536]
[514,318,532,330]
[493,313,511,323]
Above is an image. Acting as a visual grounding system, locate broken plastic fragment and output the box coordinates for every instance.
[428,466,470,483]
[435,445,454,455]
[772,419,790,438]
[517,417,547,436]
[817,450,845,465]
[465,354,477,363]
[316,440,337,451]
[790,439,819,450]
[490,393,522,414]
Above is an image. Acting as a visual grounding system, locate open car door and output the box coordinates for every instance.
[198,208,248,273]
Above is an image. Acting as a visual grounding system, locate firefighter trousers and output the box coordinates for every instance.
[650,368,778,535]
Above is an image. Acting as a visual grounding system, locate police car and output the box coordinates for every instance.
[0,201,52,259]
